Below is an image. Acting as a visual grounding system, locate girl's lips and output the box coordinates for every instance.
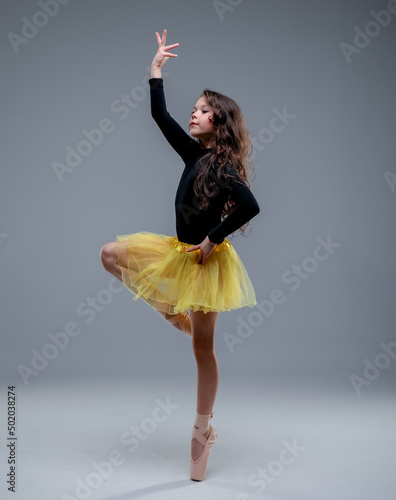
[190,123,198,126]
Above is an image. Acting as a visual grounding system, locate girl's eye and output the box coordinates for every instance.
[191,110,209,114]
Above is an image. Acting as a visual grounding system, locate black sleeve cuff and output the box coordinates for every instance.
[208,231,224,245]
[149,78,163,89]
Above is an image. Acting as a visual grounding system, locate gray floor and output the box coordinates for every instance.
[1,373,395,500]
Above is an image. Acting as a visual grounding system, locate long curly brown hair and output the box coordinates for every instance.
[192,88,257,239]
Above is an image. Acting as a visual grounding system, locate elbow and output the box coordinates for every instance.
[150,104,160,121]
[251,201,260,218]
[151,109,166,125]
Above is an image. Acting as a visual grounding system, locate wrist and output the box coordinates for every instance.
[208,236,216,245]
[150,64,162,79]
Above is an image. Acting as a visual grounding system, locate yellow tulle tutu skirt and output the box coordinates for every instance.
[113,231,257,315]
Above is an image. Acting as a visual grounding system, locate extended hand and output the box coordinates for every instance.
[151,29,179,69]
[185,236,216,265]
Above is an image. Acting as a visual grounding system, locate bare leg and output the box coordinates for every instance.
[190,308,219,461]
[160,310,192,337]
[99,242,191,335]
[100,241,135,282]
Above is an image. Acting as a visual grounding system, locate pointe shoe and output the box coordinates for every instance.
[190,411,217,481]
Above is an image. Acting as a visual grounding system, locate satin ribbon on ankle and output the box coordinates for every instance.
[194,411,214,428]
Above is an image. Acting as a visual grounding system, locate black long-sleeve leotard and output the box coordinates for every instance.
[149,77,260,246]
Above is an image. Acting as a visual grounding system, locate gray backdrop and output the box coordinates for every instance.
[1,0,395,392]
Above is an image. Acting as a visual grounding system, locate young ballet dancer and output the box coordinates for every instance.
[100,29,260,481]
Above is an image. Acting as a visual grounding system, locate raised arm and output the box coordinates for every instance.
[150,30,193,160]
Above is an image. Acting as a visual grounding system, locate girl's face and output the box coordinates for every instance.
[189,97,215,147]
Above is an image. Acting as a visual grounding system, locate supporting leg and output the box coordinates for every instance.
[190,309,219,462]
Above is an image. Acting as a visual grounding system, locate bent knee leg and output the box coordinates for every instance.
[100,242,117,271]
